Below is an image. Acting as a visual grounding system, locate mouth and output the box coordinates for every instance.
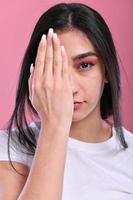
[73,102,83,110]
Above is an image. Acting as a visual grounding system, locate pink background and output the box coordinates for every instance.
[0,0,133,131]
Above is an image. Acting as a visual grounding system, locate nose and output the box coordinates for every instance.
[69,72,79,95]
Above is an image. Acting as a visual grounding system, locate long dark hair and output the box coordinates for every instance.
[4,2,128,176]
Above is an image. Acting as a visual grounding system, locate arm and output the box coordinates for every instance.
[18,29,73,199]
[18,123,69,200]
[0,161,29,200]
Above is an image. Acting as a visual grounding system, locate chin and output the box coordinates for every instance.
[72,103,100,123]
[72,111,89,122]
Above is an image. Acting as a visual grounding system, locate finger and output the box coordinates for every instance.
[52,33,62,81]
[43,28,54,81]
[28,63,34,102]
[34,34,46,82]
[61,46,69,79]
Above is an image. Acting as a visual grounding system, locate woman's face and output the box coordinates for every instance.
[57,28,107,122]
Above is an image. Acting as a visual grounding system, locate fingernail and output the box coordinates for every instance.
[41,34,46,42]
[48,28,53,37]
[30,63,34,74]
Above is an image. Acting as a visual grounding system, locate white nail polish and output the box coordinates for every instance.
[48,28,53,36]
[30,64,34,74]
[41,34,46,42]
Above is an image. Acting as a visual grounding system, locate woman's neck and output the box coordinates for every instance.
[69,107,112,143]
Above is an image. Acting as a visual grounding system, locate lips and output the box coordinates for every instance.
[74,101,82,104]
[73,102,82,110]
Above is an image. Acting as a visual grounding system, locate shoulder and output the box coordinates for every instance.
[0,121,41,168]
[0,120,41,148]
[122,126,133,148]
[0,120,40,142]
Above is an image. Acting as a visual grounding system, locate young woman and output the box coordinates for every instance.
[0,2,133,200]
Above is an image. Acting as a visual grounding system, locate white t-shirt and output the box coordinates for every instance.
[0,121,133,200]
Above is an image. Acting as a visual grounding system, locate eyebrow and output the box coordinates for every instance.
[72,51,98,60]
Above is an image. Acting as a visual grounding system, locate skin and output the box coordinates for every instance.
[0,28,114,200]
[16,28,113,199]
[29,27,112,144]
[57,28,112,143]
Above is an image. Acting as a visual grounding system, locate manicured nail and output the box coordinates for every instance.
[41,34,46,42]
[30,63,34,74]
[48,28,53,37]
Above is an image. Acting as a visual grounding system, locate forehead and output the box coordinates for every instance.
[56,28,96,58]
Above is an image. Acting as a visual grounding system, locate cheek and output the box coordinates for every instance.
[84,71,104,101]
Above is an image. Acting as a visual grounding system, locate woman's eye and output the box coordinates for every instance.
[79,62,94,70]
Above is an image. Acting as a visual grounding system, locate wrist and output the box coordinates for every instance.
[40,120,70,141]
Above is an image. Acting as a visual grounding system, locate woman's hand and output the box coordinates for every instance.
[28,28,73,130]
